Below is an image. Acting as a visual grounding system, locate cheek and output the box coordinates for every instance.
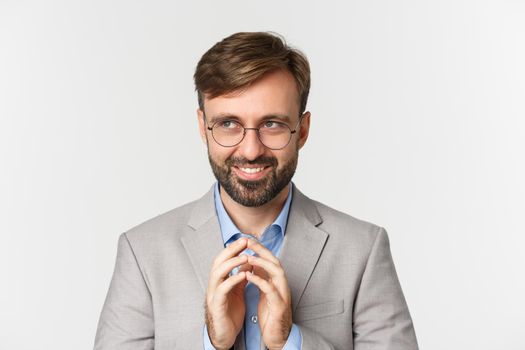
[209,144,234,162]
[274,149,296,167]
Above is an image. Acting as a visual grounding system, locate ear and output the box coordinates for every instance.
[196,108,207,145]
[297,111,311,150]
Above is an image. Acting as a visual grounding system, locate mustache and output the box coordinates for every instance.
[225,156,277,168]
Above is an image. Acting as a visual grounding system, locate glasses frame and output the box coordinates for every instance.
[204,114,304,150]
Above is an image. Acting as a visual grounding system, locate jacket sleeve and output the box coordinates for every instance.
[352,227,419,350]
[94,233,154,350]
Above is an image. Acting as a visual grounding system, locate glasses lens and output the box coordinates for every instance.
[259,121,292,149]
[212,120,244,146]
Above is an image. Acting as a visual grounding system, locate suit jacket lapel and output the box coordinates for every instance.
[180,186,248,350]
[279,186,328,313]
[180,186,224,292]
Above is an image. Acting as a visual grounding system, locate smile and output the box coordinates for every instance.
[239,167,265,173]
[233,165,272,180]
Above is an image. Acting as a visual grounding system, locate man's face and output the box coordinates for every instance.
[197,69,311,207]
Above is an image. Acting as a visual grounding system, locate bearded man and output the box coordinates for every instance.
[94,31,419,350]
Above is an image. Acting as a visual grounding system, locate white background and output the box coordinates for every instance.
[1,0,524,349]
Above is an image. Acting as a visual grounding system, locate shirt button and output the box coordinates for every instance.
[251,315,258,323]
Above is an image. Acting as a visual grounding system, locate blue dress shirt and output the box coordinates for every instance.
[203,182,302,349]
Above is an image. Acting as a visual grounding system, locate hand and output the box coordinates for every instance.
[205,238,251,350]
[245,239,293,350]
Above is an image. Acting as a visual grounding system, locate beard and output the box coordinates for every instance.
[208,149,298,207]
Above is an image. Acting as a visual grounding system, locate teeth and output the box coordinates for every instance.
[239,167,264,174]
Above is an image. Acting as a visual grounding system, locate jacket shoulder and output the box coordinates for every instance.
[126,200,194,237]
[310,198,385,247]
[122,185,214,251]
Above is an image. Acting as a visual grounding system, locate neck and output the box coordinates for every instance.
[220,183,291,239]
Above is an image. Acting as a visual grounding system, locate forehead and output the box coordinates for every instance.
[203,70,300,122]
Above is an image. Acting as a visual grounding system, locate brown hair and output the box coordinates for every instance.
[194,32,311,114]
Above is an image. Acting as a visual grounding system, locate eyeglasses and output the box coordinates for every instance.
[205,115,303,150]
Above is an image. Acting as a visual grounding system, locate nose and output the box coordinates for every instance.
[237,128,266,160]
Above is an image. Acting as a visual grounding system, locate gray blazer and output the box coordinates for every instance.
[94,185,418,350]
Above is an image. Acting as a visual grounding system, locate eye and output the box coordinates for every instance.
[262,120,285,129]
[216,120,241,129]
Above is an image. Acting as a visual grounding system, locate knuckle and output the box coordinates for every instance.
[212,255,221,267]
[210,266,220,278]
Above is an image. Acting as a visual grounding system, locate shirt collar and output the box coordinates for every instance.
[213,181,293,244]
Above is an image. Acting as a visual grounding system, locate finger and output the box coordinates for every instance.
[246,239,280,265]
[249,256,290,297]
[246,271,283,306]
[230,261,253,276]
[212,238,248,267]
[209,255,248,290]
[248,255,284,281]
[237,262,253,273]
[251,265,269,284]
[215,271,247,297]
[217,254,249,277]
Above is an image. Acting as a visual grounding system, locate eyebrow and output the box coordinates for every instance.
[207,113,292,125]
